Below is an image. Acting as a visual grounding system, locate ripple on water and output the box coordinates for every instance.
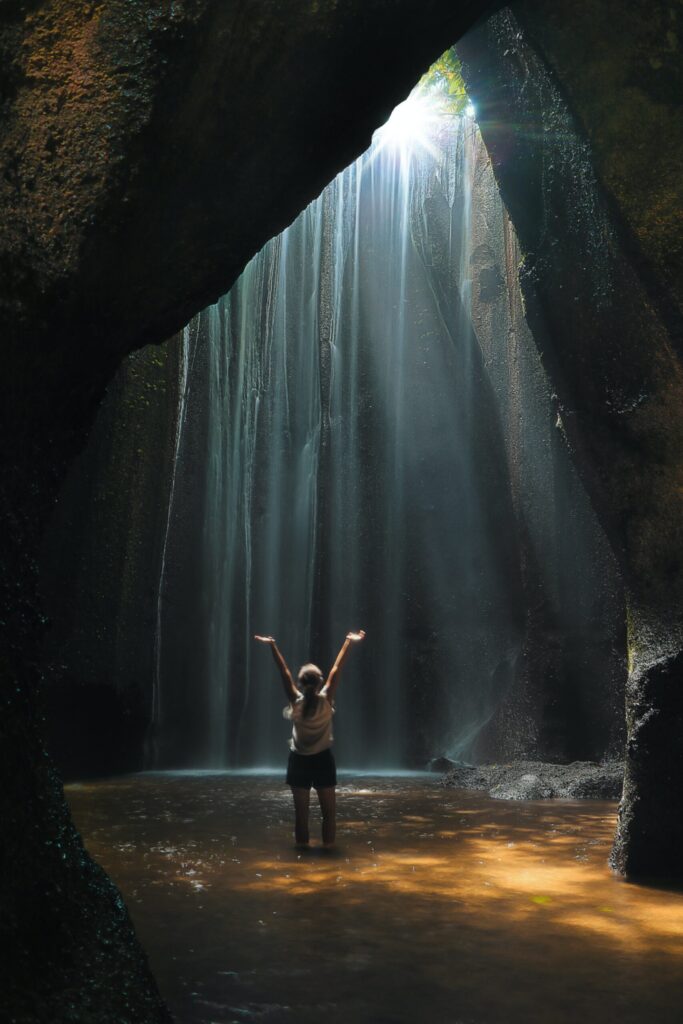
[65,774,683,1024]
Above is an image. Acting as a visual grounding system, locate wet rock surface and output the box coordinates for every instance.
[612,650,683,879]
[457,3,683,878]
[514,0,683,340]
[440,760,624,800]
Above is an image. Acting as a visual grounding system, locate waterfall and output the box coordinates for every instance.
[156,94,528,769]
[151,322,193,764]
[35,57,624,777]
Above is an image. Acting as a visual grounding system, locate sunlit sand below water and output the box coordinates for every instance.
[66,773,683,1024]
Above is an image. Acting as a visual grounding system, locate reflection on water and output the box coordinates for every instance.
[66,774,683,1024]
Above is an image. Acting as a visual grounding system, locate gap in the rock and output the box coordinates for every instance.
[148,48,622,774]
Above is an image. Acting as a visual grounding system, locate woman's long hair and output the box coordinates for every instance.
[297,664,324,718]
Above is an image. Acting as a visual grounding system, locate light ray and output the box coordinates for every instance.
[371,91,445,163]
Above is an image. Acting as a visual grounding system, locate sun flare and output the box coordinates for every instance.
[372,92,444,161]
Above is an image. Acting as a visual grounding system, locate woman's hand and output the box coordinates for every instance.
[323,630,366,698]
[346,630,366,643]
[254,636,297,700]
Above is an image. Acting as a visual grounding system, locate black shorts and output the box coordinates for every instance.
[286,748,337,790]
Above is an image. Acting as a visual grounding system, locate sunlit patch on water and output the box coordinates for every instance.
[142,767,285,777]
[66,774,683,1024]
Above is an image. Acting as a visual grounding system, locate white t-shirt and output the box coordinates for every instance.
[283,693,335,755]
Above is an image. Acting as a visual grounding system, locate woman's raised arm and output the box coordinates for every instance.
[254,636,300,702]
[321,630,365,702]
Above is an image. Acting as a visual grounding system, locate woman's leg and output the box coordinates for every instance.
[291,786,310,845]
[316,786,336,847]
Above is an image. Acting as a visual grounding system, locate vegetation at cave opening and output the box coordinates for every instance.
[418,47,469,114]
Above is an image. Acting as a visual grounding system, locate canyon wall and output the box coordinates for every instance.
[458,2,683,877]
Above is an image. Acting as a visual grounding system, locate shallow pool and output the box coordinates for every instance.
[66,773,683,1024]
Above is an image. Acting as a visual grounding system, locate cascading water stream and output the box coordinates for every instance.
[36,52,624,782]
[151,322,193,763]
[154,88,530,769]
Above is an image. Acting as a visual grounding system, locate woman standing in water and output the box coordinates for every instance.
[254,631,365,848]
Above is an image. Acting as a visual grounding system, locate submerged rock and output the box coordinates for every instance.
[427,757,473,773]
[490,773,553,801]
[440,760,623,801]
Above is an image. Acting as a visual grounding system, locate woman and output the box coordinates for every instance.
[253,630,365,848]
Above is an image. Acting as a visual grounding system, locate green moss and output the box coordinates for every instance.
[418,47,469,115]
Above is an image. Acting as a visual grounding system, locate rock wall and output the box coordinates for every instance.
[458,3,683,878]
[40,337,185,778]
[515,0,683,342]
[464,142,625,763]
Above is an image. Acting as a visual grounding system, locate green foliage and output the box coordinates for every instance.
[417,48,469,115]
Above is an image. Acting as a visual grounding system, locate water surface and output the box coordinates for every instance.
[66,774,683,1024]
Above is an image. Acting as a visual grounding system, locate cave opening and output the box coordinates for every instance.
[43,47,625,780]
